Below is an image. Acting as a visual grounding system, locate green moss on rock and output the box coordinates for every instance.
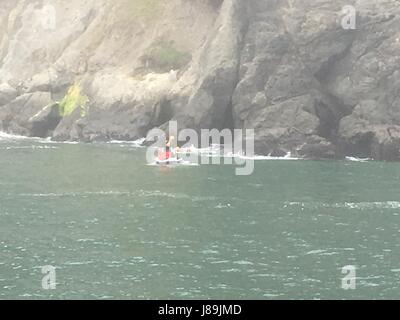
[142,41,191,72]
[59,84,89,117]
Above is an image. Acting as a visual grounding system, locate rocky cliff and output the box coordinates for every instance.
[1,0,400,160]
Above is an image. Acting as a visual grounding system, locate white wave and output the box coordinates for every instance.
[107,137,145,146]
[306,249,328,255]
[176,144,220,155]
[233,260,254,265]
[286,201,400,210]
[176,145,301,160]
[0,131,42,141]
[18,189,210,200]
[334,201,400,209]
[0,132,75,145]
[214,203,232,209]
[0,145,58,150]
[346,156,371,162]
[42,137,145,146]
[0,132,142,146]
[18,191,133,197]
[139,190,191,199]
[226,151,300,161]
[64,261,95,266]
[40,140,79,145]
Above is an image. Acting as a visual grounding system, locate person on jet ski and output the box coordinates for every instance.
[158,135,174,160]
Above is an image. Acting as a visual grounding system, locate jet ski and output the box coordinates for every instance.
[155,157,183,165]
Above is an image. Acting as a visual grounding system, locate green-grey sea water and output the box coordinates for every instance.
[1,134,400,299]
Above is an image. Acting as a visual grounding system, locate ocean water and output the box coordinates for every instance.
[1,133,400,299]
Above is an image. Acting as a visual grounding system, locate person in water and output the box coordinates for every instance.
[158,135,174,160]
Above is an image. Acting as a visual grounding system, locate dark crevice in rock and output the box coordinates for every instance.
[314,43,354,84]
[228,0,250,132]
[221,29,249,132]
[29,103,62,138]
[340,132,375,159]
[192,0,250,134]
[153,98,173,128]
[220,99,235,131]
[277,5,359,157]
[314,101,337,141]
[315,93,355,145]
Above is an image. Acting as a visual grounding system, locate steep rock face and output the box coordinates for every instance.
[0,0,400,160]
[233,0,400,159]
[0,0,219,140]
[170,0,247,131]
